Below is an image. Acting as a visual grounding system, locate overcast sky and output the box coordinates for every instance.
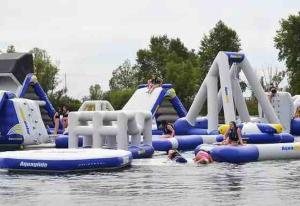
[0,0,299,98]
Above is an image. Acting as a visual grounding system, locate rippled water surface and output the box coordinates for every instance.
[1,152,300,206]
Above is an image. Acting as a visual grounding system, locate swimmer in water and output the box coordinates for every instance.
[168,149,187,163]
[194,150,213,164]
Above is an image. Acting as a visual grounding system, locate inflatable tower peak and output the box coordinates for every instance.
[0,53,34,94]
[0,52,57,128]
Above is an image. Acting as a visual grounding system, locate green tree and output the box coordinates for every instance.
[135,35,192,83]
[198,20,241,83]
[6,45,16,53]
[103,88,135,110]
[49,90,81,111]
[165,58,199,107]
[30,48,59,94]
[109,60,138,90]
[274,12,300,95]
[89,84,103,100]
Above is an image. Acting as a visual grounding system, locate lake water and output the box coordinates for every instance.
[1,151,300,206]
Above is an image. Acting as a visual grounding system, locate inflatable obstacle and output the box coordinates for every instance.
[123,84,187,133]
[61,110,154,159]
[196,143,300,164]
[0,91,50,146]
[0,148,132,173]
[218,122,294,144]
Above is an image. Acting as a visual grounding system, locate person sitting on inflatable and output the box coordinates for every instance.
[62,105,69,129]
[160,122,175,139]
[223,121,244,146]
[168,149,187,163]
[147,74,162,94]
[294,107,300,118]
[194,150,213,164]
[53,107,62,135]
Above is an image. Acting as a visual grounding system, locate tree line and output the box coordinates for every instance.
[2,12,299,114]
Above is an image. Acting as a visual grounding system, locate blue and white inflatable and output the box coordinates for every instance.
[152,135,223,151]
[196,143,300,163]
[0,90,50,146]
[217,122,294,144]
[291,118,300,136]
[0,148,132,173]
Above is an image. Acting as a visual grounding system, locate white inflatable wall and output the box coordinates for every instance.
[259,92,294,132]
[68,111,152,150]
[13,99,49,145]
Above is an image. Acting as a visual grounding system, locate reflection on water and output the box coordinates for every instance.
[1,152,300,206]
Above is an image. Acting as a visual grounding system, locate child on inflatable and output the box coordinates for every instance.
[147,75,162,94]
[53,107,62,135]
[294,107,300,118]
[268,84,278,102]
[160,122,175,139]
[62,105,69,129]
[223,121,244,146]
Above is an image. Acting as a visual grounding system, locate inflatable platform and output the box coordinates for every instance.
[0,148,132,173]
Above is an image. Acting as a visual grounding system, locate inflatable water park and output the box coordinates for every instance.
[1,51,300,173]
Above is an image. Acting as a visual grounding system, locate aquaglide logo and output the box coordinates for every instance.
[19,161,48,168]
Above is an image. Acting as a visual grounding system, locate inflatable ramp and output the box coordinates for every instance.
[122,84,187,131]
[18,74,56,127]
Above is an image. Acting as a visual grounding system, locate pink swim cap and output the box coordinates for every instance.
[196,151,210,159]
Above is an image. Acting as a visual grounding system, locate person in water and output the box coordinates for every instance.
[147,75,162,94]
[223,121,244,145]
[168,149,187,163]
[160,122,175,139]
[194,150,213,164]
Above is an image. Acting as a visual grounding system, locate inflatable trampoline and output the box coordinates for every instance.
[0,148,132,173]
[196,143,300,164]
